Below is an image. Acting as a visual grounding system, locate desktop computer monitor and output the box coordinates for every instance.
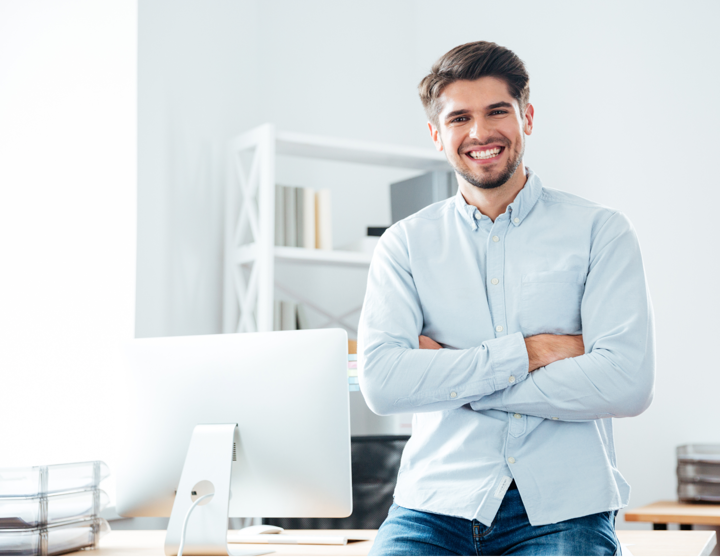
[115,329,352,524]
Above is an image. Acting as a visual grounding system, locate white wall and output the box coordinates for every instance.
[0,0,137,505]
[138,0,720,530]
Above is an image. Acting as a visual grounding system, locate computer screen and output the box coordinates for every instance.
[115,329,352,520]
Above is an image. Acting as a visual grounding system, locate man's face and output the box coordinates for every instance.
[429,77,534,190]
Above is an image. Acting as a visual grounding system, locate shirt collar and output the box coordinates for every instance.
[453,167,543,230]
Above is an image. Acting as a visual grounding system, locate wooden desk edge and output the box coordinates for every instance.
[625,500,720,526]
[625,512,720,526]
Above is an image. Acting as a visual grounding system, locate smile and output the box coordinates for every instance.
[466,146,504,161]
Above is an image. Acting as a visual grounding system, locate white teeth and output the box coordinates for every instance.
[469,148,501,160]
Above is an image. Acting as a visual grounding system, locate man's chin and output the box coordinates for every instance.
[454,151,524,191]
[459,168,508,190]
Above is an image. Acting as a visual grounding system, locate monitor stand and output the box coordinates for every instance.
[164,424,269,556]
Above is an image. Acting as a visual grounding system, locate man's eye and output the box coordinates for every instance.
[451,116,469,123]
[490,110,508,116]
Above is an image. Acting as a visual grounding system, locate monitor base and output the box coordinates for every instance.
[164,424,269,556]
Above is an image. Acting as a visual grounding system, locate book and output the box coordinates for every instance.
[273,185,323,250]
[274,184,285,246]
[297,303,310,330]
[302,187,316,249]
[273,300,282,331]
[315,189,332,250]
[284,186,297,248]
[296,187,305,249]
[280,301,297,331]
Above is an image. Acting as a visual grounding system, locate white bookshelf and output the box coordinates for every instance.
[236,244,373,267]
[223,123,449,334]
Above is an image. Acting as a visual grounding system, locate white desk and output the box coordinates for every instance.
[66,528,718,556]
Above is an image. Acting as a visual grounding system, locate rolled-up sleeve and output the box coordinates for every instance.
[358,224,529,416]
[470,212,655,420]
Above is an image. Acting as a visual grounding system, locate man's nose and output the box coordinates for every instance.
[469,120,492,140]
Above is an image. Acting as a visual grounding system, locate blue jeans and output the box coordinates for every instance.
[370,488,619,556]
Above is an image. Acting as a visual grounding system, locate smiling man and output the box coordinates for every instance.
[357,41,655,556]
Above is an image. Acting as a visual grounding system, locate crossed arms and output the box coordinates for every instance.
[357,212,655,422]
[420,333,585,374]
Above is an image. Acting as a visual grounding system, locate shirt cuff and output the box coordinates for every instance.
[485,332,529,392]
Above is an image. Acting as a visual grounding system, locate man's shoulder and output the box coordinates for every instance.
[402,196,456,223]
[376,198,454,255]
[538,186,635,239]
[386,197,454,236]
[539,186,613,213]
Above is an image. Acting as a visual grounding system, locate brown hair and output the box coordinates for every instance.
[418,41,530,126]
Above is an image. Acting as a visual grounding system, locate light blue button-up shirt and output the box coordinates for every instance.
[357,168,655,526]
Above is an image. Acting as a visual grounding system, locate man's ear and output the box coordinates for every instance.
[428,122,444,152]
[523,103,535,136]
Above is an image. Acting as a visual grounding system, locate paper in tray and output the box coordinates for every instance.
[0,517,110,556]
[678,481,720,503]
[677,444,720,464]
[0,489,109,530]
[677,445,720,502]
[678,462,720,484]
[0,462,109,498]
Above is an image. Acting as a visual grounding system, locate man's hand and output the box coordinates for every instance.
[419,335,442,350]
[418,333,584,373]
[525,334,584,372]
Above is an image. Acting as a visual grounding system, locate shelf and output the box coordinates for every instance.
[226,123,435,335]
[236,244,372,267]
[232,127,450,171]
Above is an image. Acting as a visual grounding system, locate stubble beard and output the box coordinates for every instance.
[453,138,525,191]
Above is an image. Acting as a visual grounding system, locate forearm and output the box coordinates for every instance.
[359,330,528,415]
[471,314,655,420]
[525,334,584,372]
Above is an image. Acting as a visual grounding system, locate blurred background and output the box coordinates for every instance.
[1,0,719,533]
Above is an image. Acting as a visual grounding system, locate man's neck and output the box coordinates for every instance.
[458,166,529,222]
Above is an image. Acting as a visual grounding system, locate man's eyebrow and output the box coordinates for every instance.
[486,101,514,110]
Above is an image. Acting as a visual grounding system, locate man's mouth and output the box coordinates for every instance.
[465,146,504,161]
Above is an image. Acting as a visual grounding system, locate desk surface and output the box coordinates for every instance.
[67,528,717,557]
[625,500,720,525]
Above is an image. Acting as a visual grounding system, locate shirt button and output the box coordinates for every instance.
[514,413,522,419]
[450,391,457,398]
[496,325,503,332]
[508,457,516,464]
[492,235,500,242]
[514,218,520,224]
[508,375,516,384]
[491,278,499,285]
[552,417,559,420]
[475,211,481,220]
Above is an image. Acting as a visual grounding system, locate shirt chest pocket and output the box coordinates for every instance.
[519,270,585,336]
